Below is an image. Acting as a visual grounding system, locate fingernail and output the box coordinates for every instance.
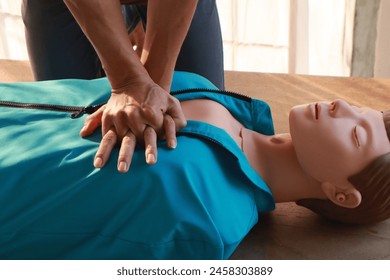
[118,161,127,173]
[80,126,87,136]
[168,139,177,149]
[94,157,103,168]
[147,154,156,164]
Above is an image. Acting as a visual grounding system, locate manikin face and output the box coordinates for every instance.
[289,99,390,187]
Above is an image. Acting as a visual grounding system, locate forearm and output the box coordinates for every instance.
[63,0,150,89]
[141,0,198,90]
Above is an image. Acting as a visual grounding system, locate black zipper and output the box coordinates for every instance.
[0,88,251,118]
[0,100,104,119]
[171,87,252,102]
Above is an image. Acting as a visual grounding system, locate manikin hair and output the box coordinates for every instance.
[297,110,390,225]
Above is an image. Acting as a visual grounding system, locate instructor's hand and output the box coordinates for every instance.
[80,81,186,172]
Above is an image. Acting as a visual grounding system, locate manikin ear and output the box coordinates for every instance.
[321,182,362,209]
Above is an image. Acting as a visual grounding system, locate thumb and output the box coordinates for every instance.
[80,105,105,137]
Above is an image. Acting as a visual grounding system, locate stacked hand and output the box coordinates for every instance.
[80,81,186,173]
[62,0,196,172]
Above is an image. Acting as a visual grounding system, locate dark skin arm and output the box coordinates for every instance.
[63,0,197,172]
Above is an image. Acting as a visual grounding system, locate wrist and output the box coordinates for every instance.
[109,71,158,95]
[104,54,152,91]
[142,61,174,92]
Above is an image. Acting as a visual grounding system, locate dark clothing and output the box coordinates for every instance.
[21,0,225,89]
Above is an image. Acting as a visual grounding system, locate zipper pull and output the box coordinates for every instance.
[70,104,105,119]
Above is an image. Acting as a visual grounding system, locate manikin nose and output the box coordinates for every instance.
[330,99,356,116]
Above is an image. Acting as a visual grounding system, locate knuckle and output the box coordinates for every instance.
[142,106,157,119]
[171,97,180,106]
[124,111,135,120]
[163,115,174,127]
[102,110,114,120]
[84,114,93,123]
[102,132,117,144]
[143,126,155,138]
[168,97,181,109]
[119,108,133,119]
[122,134,136,146]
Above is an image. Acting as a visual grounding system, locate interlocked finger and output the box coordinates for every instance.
[94,128,118,168]
[117,130,137,173]
[144,125,158,165]
[163,114,177,148]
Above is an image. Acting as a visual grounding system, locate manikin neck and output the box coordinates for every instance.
[241,128,327,203]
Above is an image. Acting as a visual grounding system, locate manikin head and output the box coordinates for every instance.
[289,99,390,224]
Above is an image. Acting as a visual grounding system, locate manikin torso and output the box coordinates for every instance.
[180,98,294,203]
[181,99,245,149]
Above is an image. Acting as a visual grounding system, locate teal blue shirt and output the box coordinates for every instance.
[0,72,275,259]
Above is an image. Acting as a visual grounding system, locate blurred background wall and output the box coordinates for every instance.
[1,0,389,77]
[0,0,28,61]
